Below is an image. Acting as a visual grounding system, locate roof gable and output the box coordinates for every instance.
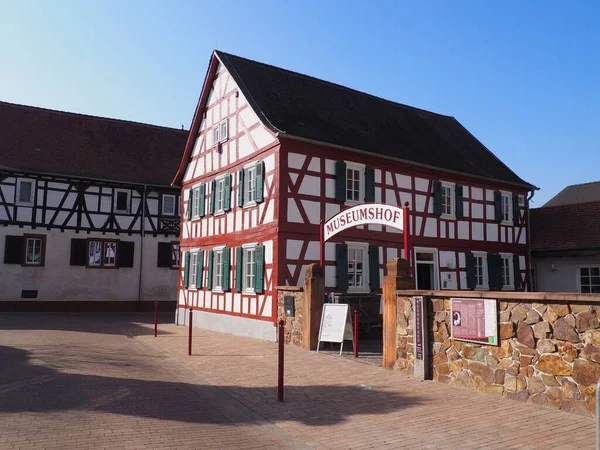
[0,101,188,186]
[215,51,533,188]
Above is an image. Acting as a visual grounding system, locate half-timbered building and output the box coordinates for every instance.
[0,101,187,311]
[173,51,536,340]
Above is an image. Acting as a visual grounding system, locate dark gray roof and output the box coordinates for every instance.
[216,51,533,188]
[543,181,600,207]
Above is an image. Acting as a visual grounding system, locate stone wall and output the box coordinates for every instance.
[277,287,304,347]
[394,292,600,417]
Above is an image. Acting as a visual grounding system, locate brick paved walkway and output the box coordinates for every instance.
[0,314,595,449]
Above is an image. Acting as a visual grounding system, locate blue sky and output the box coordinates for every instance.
[1,1,598,205]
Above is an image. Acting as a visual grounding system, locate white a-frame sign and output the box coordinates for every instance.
[317,303,354,355]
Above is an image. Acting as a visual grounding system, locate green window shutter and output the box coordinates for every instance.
[465,252,476,289]
[199,184,206,217]
[209,180,216,215]
[513,256,521,289]
[206,250,214,290]
[368,245,380,291]
[494,190,502,223]
[433,180,442,216]
[196,250,204,289]
[455,185,464,219]
[512,193,520,225]
[335,161,347,202]
[222,247,231,291]
[254,245,265,294]
[183,252,191,288]
[187,189,193,219]
[335,243,349,290]
[223,175,232,212]
[235,247,243,291]
[487,253,502,290]
[237,169,245,207]
[365,167,375,202]
[256,161,265,203]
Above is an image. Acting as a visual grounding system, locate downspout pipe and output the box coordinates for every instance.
[526,189,536,291]
[137,185,147,311]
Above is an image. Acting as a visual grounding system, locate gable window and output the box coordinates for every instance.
[24,235,45,266]
[88,240,118,268]
[501,194,510,222]
[473,252,488,289]
[579,266,600,293]
[16,179,34,206]
[500,254,513,289]
[162,194,176,216]
[243,247,256,292]
[346,164,364,203]
[114,190,130,213]
[213,249,224,290]
[211,119,229,147]
[347,243,369,291]
[441,184,453,216]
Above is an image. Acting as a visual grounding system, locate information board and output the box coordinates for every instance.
[317,303,353,355]
[450,298,498,345]
[414,296,424,360]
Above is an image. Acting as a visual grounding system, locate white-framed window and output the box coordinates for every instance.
[114,189,130,213]
[473,252,488,289]
[162,194,176,216]
[244,165,257,206]
[500,254,513,289]
[243,245,256,293]
[347,242,369,291]
[192,186,201,218]
[16,179,34,206]
[211,119,228,146]
[501,192,511,223]
[346,162,364,203]
[578,266,600,293]
[190,252,199,288]
[441,184,453,216]
[215,176,226,214]
[213,249,224,290]
[24,236,44,265]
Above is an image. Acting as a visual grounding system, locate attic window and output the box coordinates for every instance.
[211,119,228,147]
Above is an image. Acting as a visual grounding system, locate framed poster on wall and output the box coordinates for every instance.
[450,298,498,345]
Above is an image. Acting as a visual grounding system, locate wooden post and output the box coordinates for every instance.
[303,263,324,351]
[382,258,413,369]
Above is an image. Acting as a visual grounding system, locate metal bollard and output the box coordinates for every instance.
[278,320,284,402]
[188,309,193,356]
[154,301,158,337]
[353,309,359,358]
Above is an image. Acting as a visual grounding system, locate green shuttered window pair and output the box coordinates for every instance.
[183,250,204,289]
[432,180,464,218]
[234,245,265,294]
[183,248,231,291]
[334,161,375,203]
[335,243,380,291]
[187,184,206,219]
[238,161,265,207]
[465,252,521,290]
[209,176,232,215]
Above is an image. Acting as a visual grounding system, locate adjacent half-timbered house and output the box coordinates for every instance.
[173,51,536,340]
[0,101,187,311]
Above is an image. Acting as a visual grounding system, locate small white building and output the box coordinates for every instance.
[0,101,187,311]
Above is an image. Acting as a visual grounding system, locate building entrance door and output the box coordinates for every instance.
[415,251,437,290]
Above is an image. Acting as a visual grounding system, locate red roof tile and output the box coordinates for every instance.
[0,101,188,186]
[530,201,600,252]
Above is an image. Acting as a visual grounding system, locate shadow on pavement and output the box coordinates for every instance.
[0,345,423,427]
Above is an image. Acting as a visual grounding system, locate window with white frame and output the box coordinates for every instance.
[441,184,453,216]
[190,252,199,288]
[162,194,176,216]
[501,193,511,222]
[579,266,600,293]
[25,236,44,265]
[215,177,226,213]
[473,252,488,289]
[211,119,228,146]
[114,190,130,213]
[16,179,34,206]
[244,165,257,205]
[348,243,368,290]
[213,249,224,290]
[346,164,363,202]
[192,186,201,218]
[243,246,256,292]
[501,255,513,288]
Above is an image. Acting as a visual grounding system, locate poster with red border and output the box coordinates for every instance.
[450,298,498,345]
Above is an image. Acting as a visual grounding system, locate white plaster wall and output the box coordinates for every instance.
[533,255,600,293]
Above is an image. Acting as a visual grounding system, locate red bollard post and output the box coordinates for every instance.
[353,309,359,358]
[277,320,284,402]
[154,301,158,337]
[188,309,193,356]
